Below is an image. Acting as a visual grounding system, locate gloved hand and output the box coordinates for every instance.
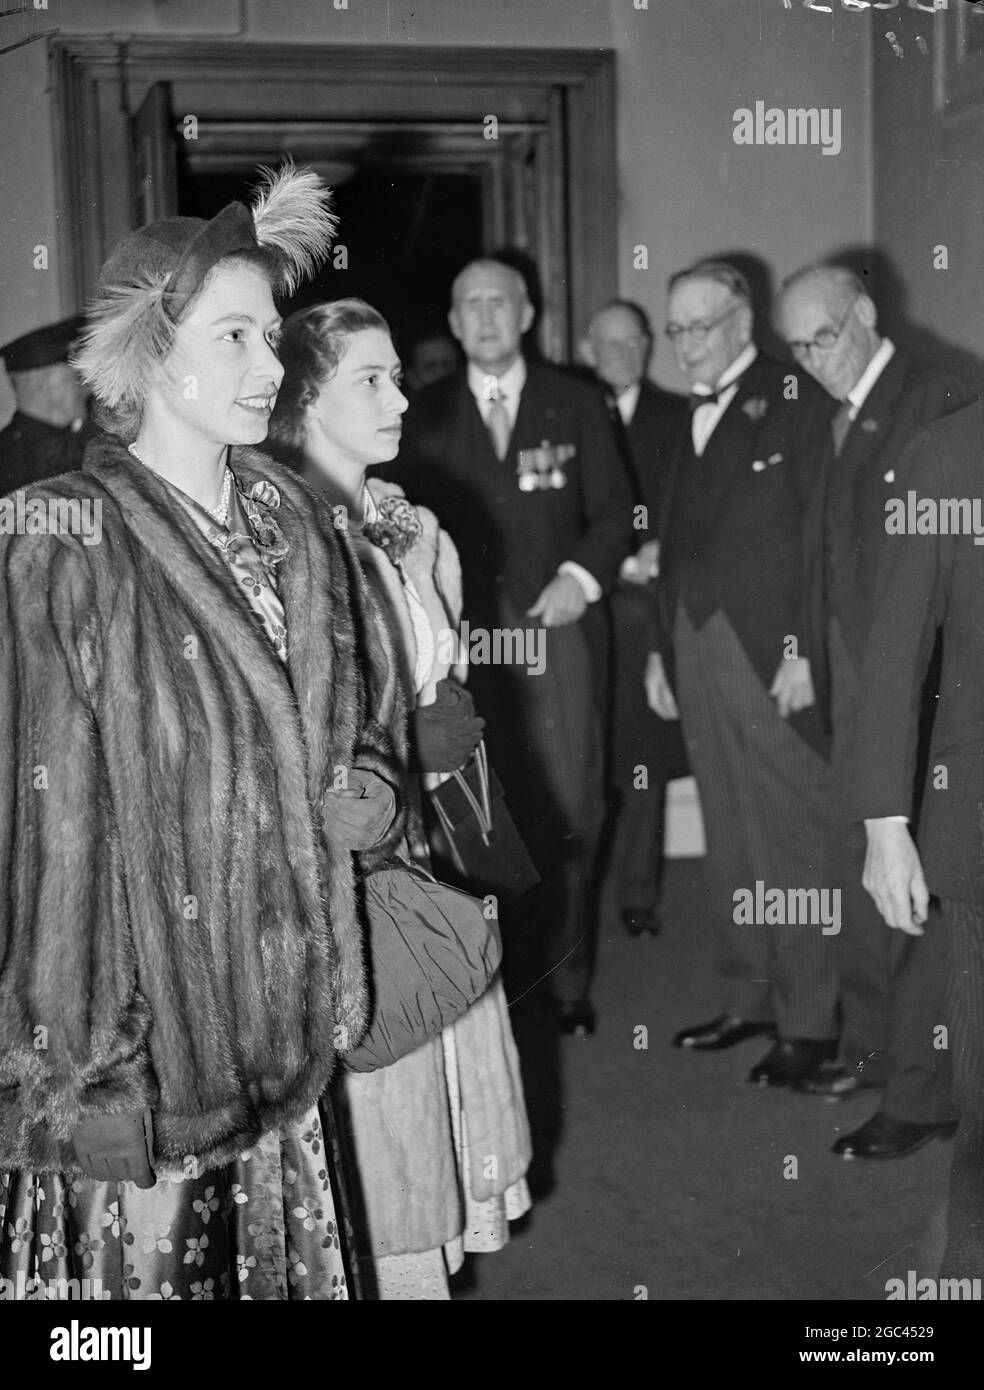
[72,1109,156,1189]
[324,768,397,849]
[412,678,485,773]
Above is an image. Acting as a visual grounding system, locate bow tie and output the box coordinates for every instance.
[688,367,749,413]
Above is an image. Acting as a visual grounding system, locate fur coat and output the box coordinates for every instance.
[0,434,405,1174]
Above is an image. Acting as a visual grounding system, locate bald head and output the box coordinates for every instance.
[774,264,881,401]
[449,259,534,376]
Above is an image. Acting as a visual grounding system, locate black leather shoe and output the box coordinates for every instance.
[673,1015,777,1050]
[795,1064,882,1101]
[748,1037,838,1087]
[558,999,596,1036]
[621,906,660,938]
[832,1113,958,1160]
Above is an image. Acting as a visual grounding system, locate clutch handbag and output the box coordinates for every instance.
[343,856,502,1074]
[426,740,541,902]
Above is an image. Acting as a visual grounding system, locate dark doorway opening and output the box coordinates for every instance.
[177,163,483,355]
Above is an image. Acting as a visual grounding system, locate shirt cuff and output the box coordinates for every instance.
[863,816,909,825]
[558,561,602,603]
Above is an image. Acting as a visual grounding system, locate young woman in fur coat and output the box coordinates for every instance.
[0,169,405,1300]
[268,299,533,1301]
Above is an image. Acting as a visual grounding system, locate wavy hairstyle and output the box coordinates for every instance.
[266,298,391,463]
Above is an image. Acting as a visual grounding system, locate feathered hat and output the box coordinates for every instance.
[73,163,337,415]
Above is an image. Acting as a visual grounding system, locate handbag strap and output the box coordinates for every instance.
[430,794,470,876]
[450,739,492,844]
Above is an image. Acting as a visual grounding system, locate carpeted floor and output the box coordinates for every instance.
[454,857,952,1301]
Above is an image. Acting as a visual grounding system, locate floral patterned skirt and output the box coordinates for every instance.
[0,1103,353,1301]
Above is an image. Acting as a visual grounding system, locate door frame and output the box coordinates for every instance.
[49,38,617,362]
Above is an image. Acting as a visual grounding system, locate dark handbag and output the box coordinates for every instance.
[426,740,540,902]
[343,857,502,1074]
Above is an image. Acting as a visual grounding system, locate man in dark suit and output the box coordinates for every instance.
[645,259,839,1087]
[580,299,689,938]
[854,400,984,1274]
[397,258,633,1034]
[0,316,88,494]
[774,264,967,1158]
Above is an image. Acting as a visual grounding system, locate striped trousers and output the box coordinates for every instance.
[673,607,838,1038]
[939,898,984,1279]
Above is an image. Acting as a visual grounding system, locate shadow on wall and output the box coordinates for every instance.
[828,244,984,396]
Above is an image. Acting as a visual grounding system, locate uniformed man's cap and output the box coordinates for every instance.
[1,316,86,373]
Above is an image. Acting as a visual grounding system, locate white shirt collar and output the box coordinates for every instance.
[846,338,895,416]
[467,355,527,412]
[616,381,641,425]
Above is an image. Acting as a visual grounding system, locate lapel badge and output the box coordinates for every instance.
[861,418,880,433]
[883,469,895,484]
[742,396,768,422]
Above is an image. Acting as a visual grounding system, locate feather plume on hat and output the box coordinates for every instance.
[72,162,337,421]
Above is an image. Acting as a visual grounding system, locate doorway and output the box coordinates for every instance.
[50,39,617,363]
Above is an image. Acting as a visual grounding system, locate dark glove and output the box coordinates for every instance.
[324,768,397,850]
[411,678,486,773]
[72,1109,156,1189]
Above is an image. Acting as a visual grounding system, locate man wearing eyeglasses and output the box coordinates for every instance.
[645,259,839,1089]
[774,263,969,1159]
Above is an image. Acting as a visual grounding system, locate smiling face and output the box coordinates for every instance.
[775,275,880,402]
[303,327,408,479]
[448,262,534,377]
[665,276,752,390]
[148,260,284,450]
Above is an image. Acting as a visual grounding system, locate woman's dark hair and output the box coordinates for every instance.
[267,298,391,463]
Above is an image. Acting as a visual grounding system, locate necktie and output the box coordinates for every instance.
[831,401,854,457]
[485,393,511,461]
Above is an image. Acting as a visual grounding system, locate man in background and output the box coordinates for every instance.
[0,316,88,494]
[646,260,838,1088]
[404,329,461,394]
[775,264,967,1158]
[581,299,689,938]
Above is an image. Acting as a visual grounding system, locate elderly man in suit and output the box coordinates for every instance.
[0,316,88,494]
[774,264,967,1159]
[580,299,689,938]
[396,258,633,1034]
[854,399,984,1274]
[646,259,839,1087]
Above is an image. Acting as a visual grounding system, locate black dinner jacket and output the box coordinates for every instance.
[616,380,689,541]
[852,400,984,906]
[394,362,634,625]
[801,349,973,719]
[655,353,834,751]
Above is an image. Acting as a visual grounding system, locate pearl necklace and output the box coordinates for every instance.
[128,443,232,526]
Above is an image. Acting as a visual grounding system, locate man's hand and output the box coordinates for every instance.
[644,651,679,720]
[862,818,929,936]
[72,1109,156,1188]
[770,656,815,717]
[620,539,660,585]
[325,768,397,850]
[527,573,587,627]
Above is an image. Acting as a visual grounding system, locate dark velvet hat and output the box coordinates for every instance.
[73,164,336,414]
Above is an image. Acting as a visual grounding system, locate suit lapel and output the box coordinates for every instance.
[836,350,910,481]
